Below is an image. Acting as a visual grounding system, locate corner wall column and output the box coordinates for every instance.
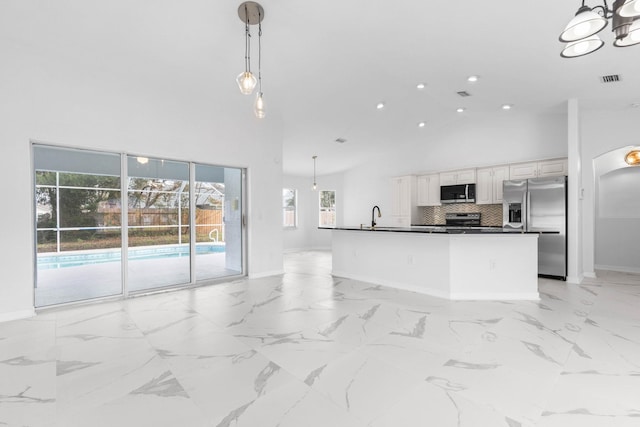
[567,98,583,283]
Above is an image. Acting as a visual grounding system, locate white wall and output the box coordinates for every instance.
[0,23,284,321]
[580,108,640,276]
[343,112,568,227]
[283,173,344,251]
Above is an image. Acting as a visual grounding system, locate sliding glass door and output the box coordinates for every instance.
[127,156,190,292]
[194,165,244,281]
[34,146,122,307]
[33,144,246,308]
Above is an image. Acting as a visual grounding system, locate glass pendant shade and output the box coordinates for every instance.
[618,0,640,17]
[614,20,640,46]
[561,35,605,57]
[236,71,257,95]
[254,92,265,118]
[559,6,608,41]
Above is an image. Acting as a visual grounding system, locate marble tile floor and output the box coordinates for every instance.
[1,250,639,427]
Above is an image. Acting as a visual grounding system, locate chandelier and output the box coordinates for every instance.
[236,2,266,118]
[559,0,640,57]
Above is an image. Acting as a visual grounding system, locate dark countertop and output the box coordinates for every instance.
[320,226,559,235]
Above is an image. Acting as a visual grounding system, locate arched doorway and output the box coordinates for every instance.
[593,145,640,273]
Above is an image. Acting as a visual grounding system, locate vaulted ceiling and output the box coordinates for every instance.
[3,0,639,176]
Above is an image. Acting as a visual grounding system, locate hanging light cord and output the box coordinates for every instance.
[257,10,263,93]
[244,5,251,73]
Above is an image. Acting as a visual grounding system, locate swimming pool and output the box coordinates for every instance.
[37,244,225,270]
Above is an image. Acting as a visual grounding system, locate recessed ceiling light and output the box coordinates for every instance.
[416,83,426,90]
[467,75,479,83]
[376,102,385,109]
[418,121,426,128]
[456,107,466,113]
[501,104,513,110]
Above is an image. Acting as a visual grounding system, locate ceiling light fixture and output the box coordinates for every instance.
[625,149,640,165]
[418,121,426,128]
[501,104,513,110]
[559,0,640,57]
[312,155,318,190]
[416,83,426,89]
[456,107,466,113]
[376,102,385,109]
[467,75,479,82]
[237,2,266,119]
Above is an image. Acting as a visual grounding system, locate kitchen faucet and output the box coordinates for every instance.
[371,205,381,228]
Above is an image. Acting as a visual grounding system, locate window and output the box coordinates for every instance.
[319,190,336,227]
[283,188,297,228]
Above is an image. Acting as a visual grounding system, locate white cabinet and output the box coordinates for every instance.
[476,165,509,204]
[538,158,568,177]
[439,168,476,186]
[509,158,567,180]
[416,174,441,206]
[391,175,419,227]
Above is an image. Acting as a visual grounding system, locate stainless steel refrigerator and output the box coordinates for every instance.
[503,176,567,280]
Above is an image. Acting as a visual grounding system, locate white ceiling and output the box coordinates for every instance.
[3,0,640,176]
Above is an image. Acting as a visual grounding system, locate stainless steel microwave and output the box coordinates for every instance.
[440,184,476,204]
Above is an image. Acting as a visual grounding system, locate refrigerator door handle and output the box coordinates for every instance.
[525,191,531,231]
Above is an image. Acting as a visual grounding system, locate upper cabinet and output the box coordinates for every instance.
[416,174,441,206]
[439,168,476,186]
[391,175,419,226]
[476,165,509,204]
[509,158,568,180]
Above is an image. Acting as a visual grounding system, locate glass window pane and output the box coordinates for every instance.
[283,188,297,228]
[127,157,190,292]
[34,145,123,307]
[195,164,243,282]
[319,190,336,227]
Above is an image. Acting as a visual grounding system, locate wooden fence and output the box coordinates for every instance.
[96,207,224,242]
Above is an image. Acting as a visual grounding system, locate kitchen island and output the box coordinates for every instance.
[326,227,540,300]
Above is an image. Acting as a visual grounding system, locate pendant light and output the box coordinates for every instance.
[253,8,265,118]
[312,156,318,191]
[236,2,264,95]
[559,5,608,42]
[559,0,640,57]
[618,0,640,17]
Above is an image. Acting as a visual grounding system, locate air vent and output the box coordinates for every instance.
[335,138,347,144]
[600,74,621,83]
[456,91,471,97]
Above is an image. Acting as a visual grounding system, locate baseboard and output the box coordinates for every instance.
[566,275,584,284]
[583,271,597,278]
[0,308,35,323]
[449,292,540,301]
[595,264,640,274]
[249,269,285,279]
[283,247,306,253]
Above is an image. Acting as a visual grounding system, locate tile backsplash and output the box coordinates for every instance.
[421,204,503,226]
